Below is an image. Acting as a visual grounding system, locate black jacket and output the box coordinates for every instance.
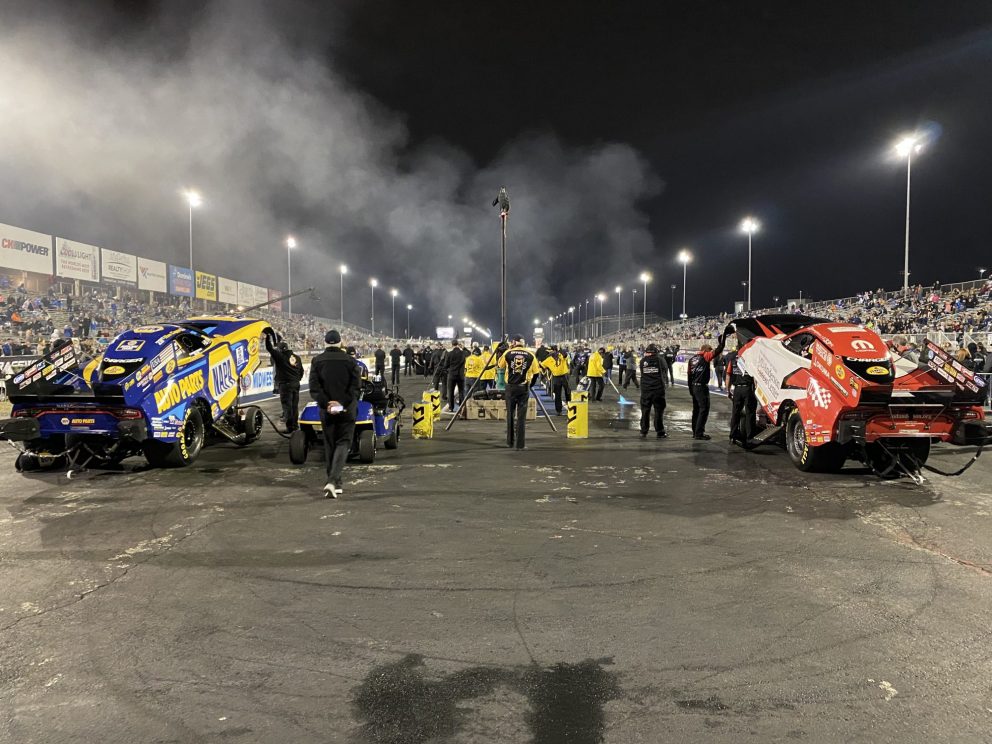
[390,348,402,365]
[264,335,304,386]
[639,353,668,394]
[445,347,466,377]
[309,346,362,414]
[374,349,386,369]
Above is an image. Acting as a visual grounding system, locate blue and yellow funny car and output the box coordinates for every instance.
[1,317,273,472]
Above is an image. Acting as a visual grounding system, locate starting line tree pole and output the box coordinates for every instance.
[494,187,510,340]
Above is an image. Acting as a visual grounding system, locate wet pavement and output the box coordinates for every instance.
[2,378,992,742]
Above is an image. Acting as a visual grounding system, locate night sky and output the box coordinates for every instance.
[2,0,991,334]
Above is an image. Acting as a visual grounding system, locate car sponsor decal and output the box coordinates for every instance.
[115,339,145,352]
[248,337,259,357]
[154,369,205,413]
[850,338,877,352]
[133,325,165,333]
[103,365,126,375]
[834,364,846,380]
[812,341,832,365]
[807,378,832,409]
[234,342,248,369]
[208,346,239,411]
[866,365,888,376]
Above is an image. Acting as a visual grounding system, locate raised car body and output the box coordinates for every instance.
[732,314,986,475]
[3,316,271,470]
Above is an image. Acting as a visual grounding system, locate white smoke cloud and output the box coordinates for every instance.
[0,1,662,334]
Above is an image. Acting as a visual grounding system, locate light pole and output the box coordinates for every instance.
[894,134,926,297]
[639,272,651,327]
[370,278,378,333]
[773,295,780,308]
[631,288,637,330]
[339,264,347,323]
[739,217,759,311]
[615,286,622,333]
[670,284,676,321]
[548,316,554,344]
[184,190,202,270]
[406,304,413,337]
[584,299,590,337]
[596,293,605,337]
[390,289,398,338]
[285,236,296,316]
[568,306,575,341]
[678,250,692,318]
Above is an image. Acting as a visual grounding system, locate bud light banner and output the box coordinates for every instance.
[55,238,100,282]
[168,265,194,297]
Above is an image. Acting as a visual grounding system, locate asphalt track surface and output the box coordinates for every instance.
[2,377,992,743]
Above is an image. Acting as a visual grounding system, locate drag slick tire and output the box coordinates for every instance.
[288,429,309,465]
[240,405,264,444]
[358,429,376,463]
[785,408,846,473]
[143,407,205,468]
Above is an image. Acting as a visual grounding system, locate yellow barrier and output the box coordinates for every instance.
[412,402,434,439]
[423,390,441,421]
[567,401,588,439]
[572,390,589,403]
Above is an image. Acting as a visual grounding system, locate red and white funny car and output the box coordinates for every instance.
[731,315,989,478]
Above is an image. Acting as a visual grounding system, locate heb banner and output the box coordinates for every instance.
[168,265,194,297]
[218,276,238,305]
[137,257,167,293]
[237,281,255,308]
[195,271,217,301]
[0,222,53,275]
[54,238,99,282]
[100,248,138,286]
[267,288,283,312]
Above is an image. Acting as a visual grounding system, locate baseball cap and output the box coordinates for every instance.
[325,329,341,344]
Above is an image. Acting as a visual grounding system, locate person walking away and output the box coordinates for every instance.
[403,344,414,376]
[587,347,606,401]
[725,345,757,447]
[498,335,540,450]
[309,330,361,498]
[445,340,466,412]
[603,348,614,382]
[622,348,640,389]
[480,345,498,390]
[713,352,727,391]
[373,345,386,377]
[541,345,571,415]
[464,347,484,398]
[687,335,726,440]
[617,349,628,386]
[664,346,677,385]
[638,344,669,438]
[389,345,402,386]
[264,330,304,432]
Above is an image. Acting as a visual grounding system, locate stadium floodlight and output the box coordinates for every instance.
[369,278,378,333]
[406,304,413,337]
[678,249,692,318]
[391,289,399,337]
[183,190,202,271]
[285,236,297,316]
[338,264,348,323]
[639,271,651,327]
[615,286,622,333]
[893,132,927,296]
[739,217,760,311]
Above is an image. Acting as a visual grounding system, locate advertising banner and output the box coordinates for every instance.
[100,248,138,286]
[168,265,194,297]
[218,276,238,305]
[54,238,99,282]
[137,257,167,293]
[237,281,255,308]
[0,222,53,275]
[253,285,268,307]
[195,271,217,301]
[267,288,283,312]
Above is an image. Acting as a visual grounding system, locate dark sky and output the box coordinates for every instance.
[2,0,991,333]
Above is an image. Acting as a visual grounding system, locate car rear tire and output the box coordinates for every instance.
[143,407,205,468]
[358,429,376,463]
[288,428,309,464]
[785,408,846,473]
[384,424,399,450]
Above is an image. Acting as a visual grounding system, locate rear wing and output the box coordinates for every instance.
[4,344,87,402]
[924,341,986,401]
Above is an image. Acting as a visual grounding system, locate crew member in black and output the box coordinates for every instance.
[403,344,415,376]
[373,345,386,377]
[687,334,726,440]
[264,330,304,431]
[638,344,669,438]
[498,335,540,450]
[663,346,677,385]
[389,345,402,386]
[725,346,757,447]
[444,340,466,412]
[309,330,362,498]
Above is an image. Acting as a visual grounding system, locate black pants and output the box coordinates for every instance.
[446,375,464,410]
[279,383,300,430]
[714,368,725,390]
[690,383,710,437]
[552,375,571,414]
[432,368,446,400]
[505,384,529,449]
[589,376,604,401]
[640,389,667,435]
[623,367,639,389]
[404,360,413,376]
[391,364,400,385]
[375,364,385,379]
[667,364,675,385]
[730,383,758,443]
[320,409,355,485]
